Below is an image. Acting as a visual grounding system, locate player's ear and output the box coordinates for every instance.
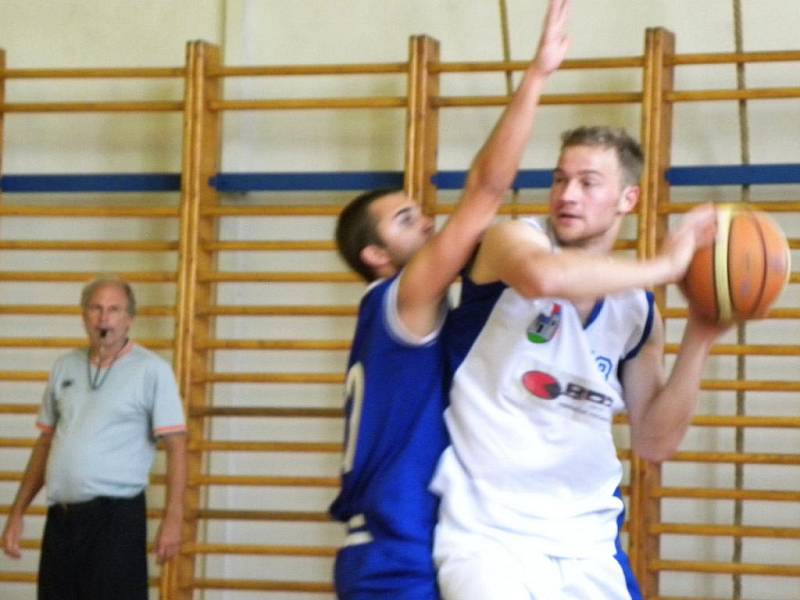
[618,184,639,214]
[360,244,390,271]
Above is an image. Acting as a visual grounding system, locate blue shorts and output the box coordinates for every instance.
[334,539,440,600]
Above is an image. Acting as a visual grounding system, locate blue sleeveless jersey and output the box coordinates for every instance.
[329,276,448,599]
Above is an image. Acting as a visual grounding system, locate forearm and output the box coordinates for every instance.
[632,320,717,462]
[9,434,51,517]
[161,434,187,523]
[512,249,676,300]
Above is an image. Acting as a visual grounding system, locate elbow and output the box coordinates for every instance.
[633,436,680,465]
[636,445,676,465]
[464,167,510,202]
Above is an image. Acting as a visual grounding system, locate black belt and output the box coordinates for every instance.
[52,492,143,513]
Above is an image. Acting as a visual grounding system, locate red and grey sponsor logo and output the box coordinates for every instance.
[522,370,612,407]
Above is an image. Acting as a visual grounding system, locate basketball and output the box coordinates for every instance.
[681,204,791,323]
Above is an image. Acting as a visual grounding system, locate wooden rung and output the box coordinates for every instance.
[669,451,800,465]
[668,87,800,102]
[666,343,800,356]
[651,522,800,539]
[700,379,800,392]
[205,305,356,317]
[189,406,341,418]
[0,439,36,448]
[203,240,335,251]
[435,92,642,108]
[0,404,38,414]
[192,578,333,593]
[214,63,406,77]
[201,205,341,217]
[0,206,179,218]
[2,67,184,79]
[203,372,343,384]
[195,509,330,522]
[690,415,800,428]
[197,271,358,283]
[185,543,336,557]
[0,240,178,251]
[193,440,341,453]
[200,339,350,351]
[0,271,177,283]
[193,475,339,488]
[210,97,406,111]
[651,560,800,577]
[655,487,800,502]
[0,371,48,382]
[673,49,800,65]
[0,573,37,583]
[1,101,183,113]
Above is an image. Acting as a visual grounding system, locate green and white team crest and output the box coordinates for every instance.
[527,302,562,343]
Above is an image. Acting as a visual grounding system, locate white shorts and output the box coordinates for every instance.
[435,535,638,600]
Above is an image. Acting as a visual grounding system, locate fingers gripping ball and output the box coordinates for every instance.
[681,204,791,323]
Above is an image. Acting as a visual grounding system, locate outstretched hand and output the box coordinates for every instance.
[532,0,571,77]
[659,203,718,284]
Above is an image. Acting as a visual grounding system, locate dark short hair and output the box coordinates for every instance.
[560,126,643,187]
[335,189,400,282]
[80,275,137,317]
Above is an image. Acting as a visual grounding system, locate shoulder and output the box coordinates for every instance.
[50,349,87,372]
[129,344,176,376]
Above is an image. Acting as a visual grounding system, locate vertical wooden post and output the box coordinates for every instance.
[0,50,5,204]
[405,36,440,215]
[631,27,675,599]
[168,40,222,600]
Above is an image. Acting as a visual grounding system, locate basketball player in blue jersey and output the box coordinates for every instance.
[431,126,730,599]
[328,2,572,597]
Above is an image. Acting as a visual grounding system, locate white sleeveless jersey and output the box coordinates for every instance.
[432,218,654,559]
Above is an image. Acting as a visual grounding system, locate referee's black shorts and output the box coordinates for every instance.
[38,492,148,600]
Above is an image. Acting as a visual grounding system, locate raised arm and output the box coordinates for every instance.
[2,431,53,559]
[397,0,571,335]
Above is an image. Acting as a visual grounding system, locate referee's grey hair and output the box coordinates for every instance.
[80,276,137,317]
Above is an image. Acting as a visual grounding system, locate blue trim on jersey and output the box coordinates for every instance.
[622,290,655,362]
[584,298,605,329]
[613,487,643,600]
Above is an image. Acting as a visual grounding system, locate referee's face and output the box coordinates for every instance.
[82,284,134,352]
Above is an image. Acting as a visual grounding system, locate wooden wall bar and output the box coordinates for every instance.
[0,27,798,600]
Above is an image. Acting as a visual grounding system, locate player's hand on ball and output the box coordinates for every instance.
[659,203,718,284]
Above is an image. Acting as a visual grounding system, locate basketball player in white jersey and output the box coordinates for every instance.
[431,127,729,599]
[329,2,572,597]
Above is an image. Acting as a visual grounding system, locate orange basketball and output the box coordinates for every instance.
[681,204,791,323]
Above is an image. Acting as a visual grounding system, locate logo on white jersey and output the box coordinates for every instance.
[522,370,613,408]
[527,302,561,343]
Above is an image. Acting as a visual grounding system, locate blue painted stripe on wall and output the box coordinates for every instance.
[211,171,404,192]
[2,164,799,194]
[667,164,800,186]
[0,173,181,193]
